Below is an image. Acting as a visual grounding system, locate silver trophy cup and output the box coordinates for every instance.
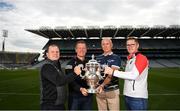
[80,55,105,93]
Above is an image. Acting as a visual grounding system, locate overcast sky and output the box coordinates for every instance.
[0,0,180,55]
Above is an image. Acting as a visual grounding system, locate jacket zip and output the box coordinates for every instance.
[133,80,135,91]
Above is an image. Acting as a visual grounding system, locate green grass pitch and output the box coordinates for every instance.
[0,68,180,110]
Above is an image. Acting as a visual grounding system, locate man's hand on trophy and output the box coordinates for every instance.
[74,66,82,75]
[111,65,119,70]
[104,66,114,75]
[96,84,104,93]
[80,87,88,96]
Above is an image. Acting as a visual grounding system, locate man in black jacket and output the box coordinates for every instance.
[40,44,80,110]
[65,40,93,110]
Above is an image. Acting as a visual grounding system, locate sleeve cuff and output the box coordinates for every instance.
[112,70,115,76]
[113,70,120,78]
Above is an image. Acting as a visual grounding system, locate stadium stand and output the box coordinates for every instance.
[0,51,40,69]
[149,59,165,68]
[26,25,180,68]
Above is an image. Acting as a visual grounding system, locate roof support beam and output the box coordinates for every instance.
[84,28,89,38]
[154,29,167,37]
[53,29,62,38]
[100,28,102,38]
[127,28,135,37]
[113,28,119,38]
[69,29,75,38]
[140,28,151,37]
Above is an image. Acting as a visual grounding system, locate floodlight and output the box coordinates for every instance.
[55,26,68,30]
[136,25,149,29]
[71,26,84,29]
[87,26,100,29]
[104,25,116,29]
[169,25,180,28]
[119,25,133,28]
[39,26,52,30]
[153,25,166,28]
[2,30,8,37]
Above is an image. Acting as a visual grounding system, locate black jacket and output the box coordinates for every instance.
[40,59,77,105]
[65,57,92,97]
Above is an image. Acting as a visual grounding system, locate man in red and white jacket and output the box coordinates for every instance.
[104,37,149,110]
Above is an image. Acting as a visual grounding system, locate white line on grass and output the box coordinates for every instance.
[0,92,39,95]
[149,93,180,96]
[0,92,180,96]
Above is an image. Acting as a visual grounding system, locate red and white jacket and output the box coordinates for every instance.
[113,52,149,98]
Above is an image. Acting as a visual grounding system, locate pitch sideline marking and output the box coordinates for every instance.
[0,92,38,95]
[0,92,180,96]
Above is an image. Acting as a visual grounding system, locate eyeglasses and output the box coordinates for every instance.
[126,44,136,47]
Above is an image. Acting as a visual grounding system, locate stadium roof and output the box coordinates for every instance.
[26,25,180,39]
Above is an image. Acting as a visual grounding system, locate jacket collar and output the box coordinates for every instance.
[127,52,140,60]
[103,51,113,56]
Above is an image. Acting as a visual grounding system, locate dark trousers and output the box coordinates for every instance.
[41,102,65,110]
[125,96,148,110]
[68,95,93,110]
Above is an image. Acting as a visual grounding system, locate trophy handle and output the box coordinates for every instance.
[80,73,85,79]
[80,70,89,79]
[96,71,103,80]
[77,64,86,79]
[100,65,108,78]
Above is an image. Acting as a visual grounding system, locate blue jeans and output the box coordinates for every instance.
[125,96,148,110]
[68,95,93,110]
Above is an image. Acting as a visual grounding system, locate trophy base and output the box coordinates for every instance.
[88,89,96,93]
